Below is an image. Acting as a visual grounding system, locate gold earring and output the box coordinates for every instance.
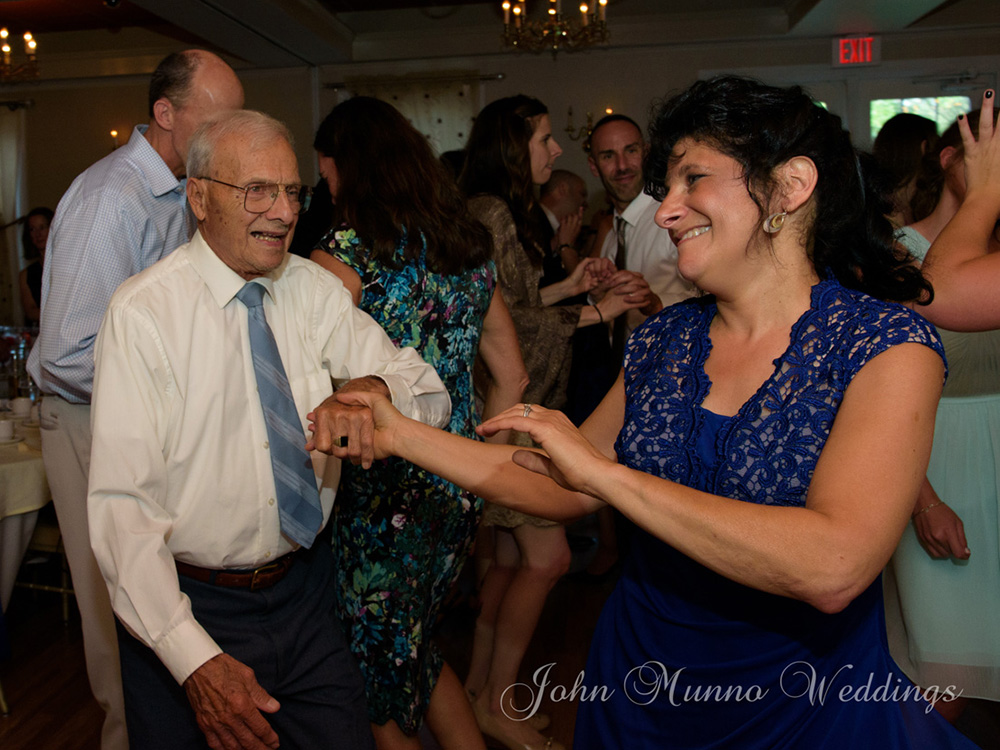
[762,211,787,234]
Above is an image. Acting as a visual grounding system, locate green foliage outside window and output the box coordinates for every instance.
[871,96,971,142]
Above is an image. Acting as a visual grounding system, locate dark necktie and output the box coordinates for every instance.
[236,282,323,548]
[611,216,629,365]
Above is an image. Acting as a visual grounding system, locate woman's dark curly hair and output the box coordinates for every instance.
[313,96,491,276]
[459,94,549,264]
[645,75,932,304]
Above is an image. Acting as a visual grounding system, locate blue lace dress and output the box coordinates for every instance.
[318,226,496,734]
[574,279,978,749]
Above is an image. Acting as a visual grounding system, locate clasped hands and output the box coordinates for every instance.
[324,388,614,500]
[305,375,390,469]
[587,259,661,317]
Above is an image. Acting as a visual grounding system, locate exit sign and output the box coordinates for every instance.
[833,35,881,67]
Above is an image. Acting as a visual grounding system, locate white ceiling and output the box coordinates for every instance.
[116,0,992,68]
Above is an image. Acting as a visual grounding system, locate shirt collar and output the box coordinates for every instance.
[187,229,287,308]
[616,191,656,227]
[128,124,185,199]
[541,204,560,232]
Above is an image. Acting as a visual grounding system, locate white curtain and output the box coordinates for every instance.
[0,106,27,325]
[346,72,480,156]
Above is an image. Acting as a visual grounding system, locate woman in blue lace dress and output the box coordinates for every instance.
[309,97,527,750]
[318,77,983,749]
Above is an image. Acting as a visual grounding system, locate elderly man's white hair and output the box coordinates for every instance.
[186,109,294,178]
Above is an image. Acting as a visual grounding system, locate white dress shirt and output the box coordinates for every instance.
[599,191,695,307]
[88,231,450,684]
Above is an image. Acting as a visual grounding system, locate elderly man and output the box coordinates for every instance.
[27,49,243,750]
[88,110,448,750]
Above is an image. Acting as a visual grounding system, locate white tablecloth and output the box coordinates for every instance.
[0,440,49,611]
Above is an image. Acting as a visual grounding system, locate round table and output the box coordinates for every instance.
[0,438,49,612]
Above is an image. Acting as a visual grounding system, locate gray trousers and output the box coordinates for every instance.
[40,395,128,750]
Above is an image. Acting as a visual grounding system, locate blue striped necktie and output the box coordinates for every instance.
[236,282,322,548]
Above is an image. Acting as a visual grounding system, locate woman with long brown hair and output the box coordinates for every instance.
[459,94,650,750]
[310,96,528,750]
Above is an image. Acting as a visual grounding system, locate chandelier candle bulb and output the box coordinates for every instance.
[502,0,608,54]
[503,1,510,24]
[599,0,606,22]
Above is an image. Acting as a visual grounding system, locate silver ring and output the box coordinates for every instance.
[522,403,533,418]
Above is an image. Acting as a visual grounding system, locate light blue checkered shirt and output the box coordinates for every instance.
[28,125,193,403]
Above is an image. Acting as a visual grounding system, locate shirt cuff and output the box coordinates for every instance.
[153,614,224,685]
[378,371,451,429]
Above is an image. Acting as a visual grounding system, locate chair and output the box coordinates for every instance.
[13,511,74,622]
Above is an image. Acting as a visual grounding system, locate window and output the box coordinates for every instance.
[870,96,971,141]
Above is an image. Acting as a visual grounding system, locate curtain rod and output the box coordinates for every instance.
[1,99,33,112]
[324,72,504,89]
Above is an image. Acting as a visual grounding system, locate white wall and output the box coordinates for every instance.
[13,24,1000,217]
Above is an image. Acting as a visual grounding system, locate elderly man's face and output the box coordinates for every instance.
[190,132,301,280]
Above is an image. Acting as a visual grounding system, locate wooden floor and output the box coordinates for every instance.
[2,541,999,750]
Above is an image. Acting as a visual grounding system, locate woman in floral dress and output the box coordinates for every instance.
[310,96,527,750]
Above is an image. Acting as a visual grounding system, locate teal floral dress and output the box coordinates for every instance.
[319,225,495,735]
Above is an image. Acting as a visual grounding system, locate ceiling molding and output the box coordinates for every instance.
[128,0,354,66]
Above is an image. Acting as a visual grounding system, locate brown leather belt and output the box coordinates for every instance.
[175,551,298,591]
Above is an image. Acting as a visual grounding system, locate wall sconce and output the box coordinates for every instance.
[565,106,593,145]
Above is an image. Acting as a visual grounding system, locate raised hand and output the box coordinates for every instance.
[957,89,1000,208]
[555,206,584,249]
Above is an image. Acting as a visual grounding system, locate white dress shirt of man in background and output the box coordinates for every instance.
[26,49,244,750]
[88,110,450,750]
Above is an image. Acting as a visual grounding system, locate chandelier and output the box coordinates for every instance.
[1,28,39,84]
[501,0,609,56]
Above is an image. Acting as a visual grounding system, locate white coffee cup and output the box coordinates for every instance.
[0,419,14,441]
[11,397,32,418]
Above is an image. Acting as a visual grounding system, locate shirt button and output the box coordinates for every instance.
[268,497,275,506]
[263,441,269,450]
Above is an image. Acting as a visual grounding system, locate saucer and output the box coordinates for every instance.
[0,436,24,446]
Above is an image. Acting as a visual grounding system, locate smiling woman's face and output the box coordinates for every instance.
[654,138,763,287]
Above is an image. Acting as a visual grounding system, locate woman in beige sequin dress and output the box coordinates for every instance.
[458,95,652,750]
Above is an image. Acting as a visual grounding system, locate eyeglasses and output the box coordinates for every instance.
[198,177,313,215]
